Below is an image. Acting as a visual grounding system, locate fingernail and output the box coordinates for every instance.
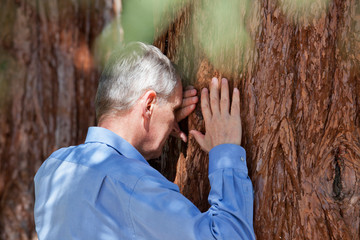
[212,77,218,85]
[234,87,239,93]
[181,133,187,142]
[222,78,227,84]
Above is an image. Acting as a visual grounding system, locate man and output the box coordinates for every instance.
[34,42,256,239]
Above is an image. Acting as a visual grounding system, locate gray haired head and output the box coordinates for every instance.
[95,42,179,122]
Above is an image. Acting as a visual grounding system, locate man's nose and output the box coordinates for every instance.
[173,121,180,132]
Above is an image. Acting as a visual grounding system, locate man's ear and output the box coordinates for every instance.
[142,90,157,119]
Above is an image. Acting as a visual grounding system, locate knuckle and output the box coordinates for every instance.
[220,97,228,103]
[232,99,239,106]
[210,98,218,105]
[202,102,209,110]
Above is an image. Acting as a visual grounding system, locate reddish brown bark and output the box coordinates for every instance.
[0,0,114,239]
[0,0,359,239]
[155,0,360,239]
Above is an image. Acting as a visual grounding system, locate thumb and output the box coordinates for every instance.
[170,130,188,142]
[189,130,207,152]
[171,122,188,142]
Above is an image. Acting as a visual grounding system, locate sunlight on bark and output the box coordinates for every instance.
[279,0,330,26]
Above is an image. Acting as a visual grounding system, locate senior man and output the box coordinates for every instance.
[34,42,255,239]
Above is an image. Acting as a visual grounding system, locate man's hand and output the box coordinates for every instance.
[171,86,198,142]
[190,77,242,152]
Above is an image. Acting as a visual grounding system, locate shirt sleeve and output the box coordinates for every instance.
[128,144,256,240]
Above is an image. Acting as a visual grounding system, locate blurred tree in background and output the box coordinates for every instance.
[0,0,359,239]
[0,0,114,238]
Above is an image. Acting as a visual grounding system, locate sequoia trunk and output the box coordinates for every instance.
[0,0,359,239]
[154,0,360,239]
[0,0,116,239]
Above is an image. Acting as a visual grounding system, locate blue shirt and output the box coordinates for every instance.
[34,127,255,240]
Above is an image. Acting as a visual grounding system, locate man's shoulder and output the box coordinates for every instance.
[47,142,124,168]
[38,141,164,187]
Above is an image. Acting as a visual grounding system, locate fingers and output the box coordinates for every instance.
[176,104,196,122]
[220,78,230,114]
[192,78,242,152]
[200,88,211,121]
[230,87,240,116]
[175,87,198,122]
[179,132,187,142]
[183,87,197,98]
[189,130,208,152]
[174,130,187,142]
[171,130,187,142]
[209,77,220,114]
[171,122,188,142]
[181,96,198,108]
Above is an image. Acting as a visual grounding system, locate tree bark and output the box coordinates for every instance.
[154,0,360,239]
[0,0,359,239]
[0,0,115,239]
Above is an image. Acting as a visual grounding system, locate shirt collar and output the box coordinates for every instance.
[85,127,148,165]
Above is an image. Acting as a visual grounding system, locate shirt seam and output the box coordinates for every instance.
[47,148,141,184]
[48,156,114,178]
[128,174,148,240]
[209,167,248,175]
[84,141,124,158]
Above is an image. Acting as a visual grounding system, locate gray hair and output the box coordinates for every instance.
[95,42,179,122]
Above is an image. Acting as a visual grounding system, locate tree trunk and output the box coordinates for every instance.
[0,0,116,239]
[0,0,359,239]
[154,0,360,239]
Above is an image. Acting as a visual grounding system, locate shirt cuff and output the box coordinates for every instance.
[208,144,248,175]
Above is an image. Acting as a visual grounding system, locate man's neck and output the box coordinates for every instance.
[98,113,144,151]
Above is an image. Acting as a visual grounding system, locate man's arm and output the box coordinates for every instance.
[128,77,255,239]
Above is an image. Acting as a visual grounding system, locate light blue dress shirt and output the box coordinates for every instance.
[34,127,255,239]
